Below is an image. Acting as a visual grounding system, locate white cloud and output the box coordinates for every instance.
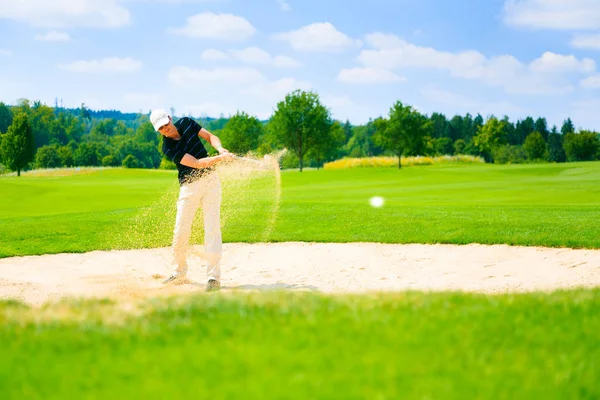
[35,31,72,41]
[59,57,142,73]
[168,66,266,87]
[181,78,312,120]
[357,33,590,95]
[529,52,595,73]
[75,97,110,111]
[0,0,130,28]
[581,75,600,88]
[337,68,405,84]
[122,0,226,2]
[359,36,489,71]
[277,0,291,11]
[241,78,312,104]
[322,95,354,109]
[168,12,256,41]
[272,56,302,68]
[320,94,379,124]
[121,93,163,112]
[273,22,361,52]
[230,47,272,64]
[569,98,600,130]
[503,0,600,30]
[168,66,312,119]
[421,87,527,117]
[571,34,600,49]
[182,101,233,118]
[201,49,229,61]
[0,49,12,56]
[230,47,301,68]
[364,33,406,50]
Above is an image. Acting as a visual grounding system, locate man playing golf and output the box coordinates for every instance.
[150,109,233,292]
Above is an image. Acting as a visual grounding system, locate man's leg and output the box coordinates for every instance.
[169,181,202,279]
[202,173,222,283]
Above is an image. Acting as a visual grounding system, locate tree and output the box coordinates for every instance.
[463,139,480,156]
[309,120,345,169]
[434,137,454,155]
[90,119,117,138]
[473,114,484,133]
[122,154,142,168]
[79,103,92,132]
[502,116,517,145]
[523,132,547,161]
[561,118,575,135]
[342,120,353,142]
[0,102,13,133]
[563,131,599,162]
[35,145,62,168]
[270,90,331,171]
[492,145,527,164]
[448,115,464,141]
[344,119,381,158]
[374,101,431,169]
[50,115,68,145]
[534,118,549,141]
[73,142,107,166]
[220,111,263,155]
[134,121,159,145]
[30,102,56,148]
[112,136,161,168]
[12,99,31,117]
[463,113,476,142]
[50,111,85,145]
[513,117,534,146]
[547,126,566,163]
[114,121,133,137]
[57,145,74,167]
[102,155,119,167]
[0,113,35,176]
[454,139,466,154]
[430,112,450,139]
[473,116,507,162]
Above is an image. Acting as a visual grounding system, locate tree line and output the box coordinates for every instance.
[1,92,599,175]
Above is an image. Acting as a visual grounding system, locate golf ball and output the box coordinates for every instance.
[370,196,385,208]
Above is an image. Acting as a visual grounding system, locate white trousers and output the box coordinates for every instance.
[171,171,222,280]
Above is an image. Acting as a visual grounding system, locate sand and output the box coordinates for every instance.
[1,242,599,305]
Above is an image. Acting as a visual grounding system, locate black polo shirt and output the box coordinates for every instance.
[162,117,212,185]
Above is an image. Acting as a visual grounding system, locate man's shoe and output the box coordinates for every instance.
[162,274,186,285]
[206,278,221,292]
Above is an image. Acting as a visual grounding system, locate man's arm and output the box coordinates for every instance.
[198,128,230,154]
[180,153,232,169]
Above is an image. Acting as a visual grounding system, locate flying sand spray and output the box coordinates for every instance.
[118,150,287,276]
[189,150,285,263]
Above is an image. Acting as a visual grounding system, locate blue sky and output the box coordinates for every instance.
[1,0,600,130]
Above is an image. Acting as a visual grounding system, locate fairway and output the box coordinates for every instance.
[2,160,599,400]
[1,290,599,399]
[1,162,600,257]
[3,3,599,397]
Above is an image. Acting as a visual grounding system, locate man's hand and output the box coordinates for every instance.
[216,146,230,155]
[217,152,234,162]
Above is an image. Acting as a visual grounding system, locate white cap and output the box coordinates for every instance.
[150,109,170,131]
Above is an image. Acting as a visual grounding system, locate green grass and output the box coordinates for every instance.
[1,290,598,399]
[2,165,598,399]
[1,162,600,257]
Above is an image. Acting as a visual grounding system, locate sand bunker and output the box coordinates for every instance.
[1,243,599,305]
